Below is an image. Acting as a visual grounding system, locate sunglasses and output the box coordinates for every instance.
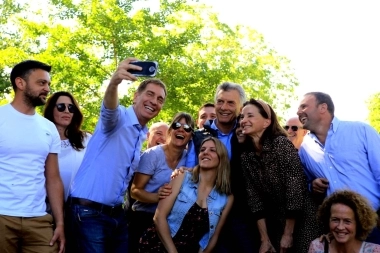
[56,103,76,113]
[171,122,193,133]
[284,125,302,131]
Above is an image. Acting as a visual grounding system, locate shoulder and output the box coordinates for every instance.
[363,242,380,252]
[142,145,163,156]
[308,238,324,252]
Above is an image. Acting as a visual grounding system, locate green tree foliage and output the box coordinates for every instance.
[367,93,380,132]
[0,0,298,131]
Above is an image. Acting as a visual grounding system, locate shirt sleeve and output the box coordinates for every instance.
[136,148,158,176]
[274,137,307,217]
[241,152,265,220]
[185,140,197,168]
[364,124,380,187]
[100,101,123,133]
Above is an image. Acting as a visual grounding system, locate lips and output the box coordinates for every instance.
[145,106,154,112]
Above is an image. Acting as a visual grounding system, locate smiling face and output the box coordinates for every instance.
[297,94,323,131]
[168,117,193,148]
[147,124,169,148]
[198,139,220,169]
[133,83,166,126]
[215,89,241,127]
[235,118,246,143]
[53,95,75,129]
[240,104,269,138]
[285,117,307,149]
[197,106,216,129]
[329,203,357,244]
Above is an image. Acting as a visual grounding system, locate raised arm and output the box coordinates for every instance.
[45,153,65,253]
[154,172,186,253]
[104,57,140,109]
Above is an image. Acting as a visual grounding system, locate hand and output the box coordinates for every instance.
[312,178,329,194]
[170,166,188,180]
[158,183,172,199]
[319,233,333,243]
[280,234,293,253]
[259,240,276,253]
[109,57,141,86]
[50,224,65,253]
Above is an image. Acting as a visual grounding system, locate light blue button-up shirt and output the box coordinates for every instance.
[70,103,147,206]
[299,117,380,210]
[185,120,234,167]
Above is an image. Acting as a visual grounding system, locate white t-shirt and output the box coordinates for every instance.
[59,132,92,201]
[0,104,61,217]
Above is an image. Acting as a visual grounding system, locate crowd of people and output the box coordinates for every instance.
[0,58,379,253]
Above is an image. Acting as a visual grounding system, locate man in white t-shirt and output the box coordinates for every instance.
[0,60,65,252]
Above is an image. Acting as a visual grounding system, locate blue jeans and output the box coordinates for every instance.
[366,226,380,244]
[68,204,129,253]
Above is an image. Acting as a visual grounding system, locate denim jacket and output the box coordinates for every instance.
[167,171,228,250]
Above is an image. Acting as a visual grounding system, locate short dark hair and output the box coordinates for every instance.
[305,92,335,116]
[44,91,86,151]
[10,60,51,91]
[198,103,215,112]
[136,78,167,97]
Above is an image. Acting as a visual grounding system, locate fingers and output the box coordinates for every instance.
[158,184,172,199]
[312,178,329,193]
[109,57,142,85]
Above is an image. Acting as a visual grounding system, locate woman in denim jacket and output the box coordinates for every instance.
[139,137,234,253]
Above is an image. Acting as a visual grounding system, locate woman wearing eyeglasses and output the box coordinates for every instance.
[43,91,91,201]
[129,112,194,252]
[239,99,321,253]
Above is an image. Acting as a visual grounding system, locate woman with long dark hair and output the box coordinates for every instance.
[44,91,91,201]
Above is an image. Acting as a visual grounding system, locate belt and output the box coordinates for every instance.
[68,197,124,217]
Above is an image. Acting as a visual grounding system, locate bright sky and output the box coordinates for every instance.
[209,0,380,122]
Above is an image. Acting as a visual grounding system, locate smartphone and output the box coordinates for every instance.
[128,61,158,77]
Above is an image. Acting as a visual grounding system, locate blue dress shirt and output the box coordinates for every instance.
[299,117,380,210]
[185,120,234,167]
[70,103,147,206]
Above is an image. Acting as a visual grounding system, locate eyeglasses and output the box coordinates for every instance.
[284,125,302,131]
[171,122,193,133]
[56,103,76,113]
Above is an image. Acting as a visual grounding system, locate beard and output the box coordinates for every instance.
[23,83,47,107]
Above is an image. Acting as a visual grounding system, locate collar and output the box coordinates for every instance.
[127,105,148,134]
[206,119,237,134]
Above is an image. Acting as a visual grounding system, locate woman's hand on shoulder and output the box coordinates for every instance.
[170,166,191,180]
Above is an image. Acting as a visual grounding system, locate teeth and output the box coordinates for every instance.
[175,135,185,139]
[145,106,154,112]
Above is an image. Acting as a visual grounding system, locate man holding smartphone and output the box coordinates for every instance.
[68,57,167,252]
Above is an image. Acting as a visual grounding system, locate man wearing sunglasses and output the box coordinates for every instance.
[284,116,308,150]
[68,57,167,252]
[0,60,65,252]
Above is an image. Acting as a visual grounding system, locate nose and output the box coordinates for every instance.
[287,128,293,133]
[337,220,345,230]
[220,102,228,110]
[44,84,50,92]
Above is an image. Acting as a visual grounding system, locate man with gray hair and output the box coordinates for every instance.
[183,82,258,252]
[185,81,246,167]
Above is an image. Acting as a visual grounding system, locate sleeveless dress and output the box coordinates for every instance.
[139,202,209,252]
